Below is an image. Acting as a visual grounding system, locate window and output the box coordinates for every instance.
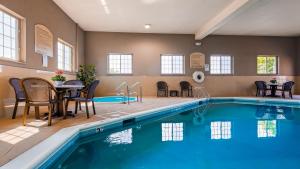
[0,9,19,61]
[106,129,132,145]
[161,123,183,141]
[57,40,73,71]
[210,55,233,74]
[211,121,231,140]
[257,55,278,74]
[108,54,132,74]
[161,55,184,74]
[257,120,277,138]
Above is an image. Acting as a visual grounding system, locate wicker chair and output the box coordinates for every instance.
[74,80,100,118]
[9,78,26,119]
[180,81,193,97]
[279,81,295,99]
[63,80,83,112]
[21,78,63,126]
[254,81,270,97]
[157,81,168,97]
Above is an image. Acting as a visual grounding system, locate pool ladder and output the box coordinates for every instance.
[115,81,143,104]
[194,86,210,99]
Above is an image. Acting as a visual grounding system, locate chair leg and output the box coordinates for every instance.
[34,106,40,119]
[79,102,82,110]
[65,100,69,112]
[282,91,285,98]
[85,101,90,118]
[290,91,293,99]
[23,103,29,126]
[12,100,19,119]
[48,105,52,126]
[75,101,78,114]
[92,101,96,115]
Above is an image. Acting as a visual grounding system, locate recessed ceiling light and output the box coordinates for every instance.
[144,24,151,29]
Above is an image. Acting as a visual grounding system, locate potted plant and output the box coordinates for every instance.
[52,70,66,86]
[76,64,96,86]
[270,77,277,84]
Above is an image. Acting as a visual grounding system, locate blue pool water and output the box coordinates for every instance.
[45,100,300,169]
[93,96,137,103]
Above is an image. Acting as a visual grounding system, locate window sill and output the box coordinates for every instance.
[107,73,133,76]
[209,74,234,76]
[0,57,26,64]
[160,74,186,76]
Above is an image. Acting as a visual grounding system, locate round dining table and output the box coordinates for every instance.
[54,84,85,117]
[267,82,282,97]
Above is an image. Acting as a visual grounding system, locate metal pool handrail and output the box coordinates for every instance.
[127,82,143,104]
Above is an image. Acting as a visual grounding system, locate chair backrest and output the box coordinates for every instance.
[180,81,191,90]
[86,80,100,99]
[9,78,25,99]
[157,81,168,90]
[283,81,295,91]
[63,80,83,98]
[255,81,267,90]
[21,78,56,102]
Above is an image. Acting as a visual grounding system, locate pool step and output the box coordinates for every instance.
[123,118,136,126]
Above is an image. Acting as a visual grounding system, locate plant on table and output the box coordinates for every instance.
[76,64,96,86]
[52,70,66,86]
[270,77,277,84]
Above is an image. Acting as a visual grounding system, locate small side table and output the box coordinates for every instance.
[170,90,179,97]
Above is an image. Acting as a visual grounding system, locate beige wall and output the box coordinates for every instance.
[96,75,295,97]
[0,0,85,71]
[0,0,85,117]
[85,32,298,96]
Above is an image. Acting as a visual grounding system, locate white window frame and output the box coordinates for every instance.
[0,6,25,63]
[57,39,73,72]
[160,54,185,75]
[107,53,133,75]
[209,55,233,75]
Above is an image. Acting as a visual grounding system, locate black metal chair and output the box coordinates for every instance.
[63,80,83,112]
[279,81,295,99]
[157,81,168,97]
[9,78,26,119]
[21,78,63,126]
[255,81,269,97]
[74,80,100,118]
[180,81,193,97]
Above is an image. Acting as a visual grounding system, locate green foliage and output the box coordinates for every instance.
[51,75,66,81]
[51,70,66,81]
[76,64,96,86]
[257,56,277,74]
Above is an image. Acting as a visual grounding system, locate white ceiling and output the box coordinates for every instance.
[53,0,300,38]
[213,0,300,36]
[53,0,234,34]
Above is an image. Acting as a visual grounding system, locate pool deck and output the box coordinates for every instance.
[0,97,194,166]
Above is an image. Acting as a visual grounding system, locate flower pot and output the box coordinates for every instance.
[54,81,63,86]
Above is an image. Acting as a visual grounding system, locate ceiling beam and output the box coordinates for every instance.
[195,0,254,40]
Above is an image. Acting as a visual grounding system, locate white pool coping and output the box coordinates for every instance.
[2,98,205,169]
[3,97,300,169]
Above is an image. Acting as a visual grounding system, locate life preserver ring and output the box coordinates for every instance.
[192,71,205,84]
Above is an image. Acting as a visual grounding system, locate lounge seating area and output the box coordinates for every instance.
[255,80,295,98]
[9,77,99,126]
[1,0,300,168]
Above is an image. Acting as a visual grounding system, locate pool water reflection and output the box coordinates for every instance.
[48,103,300,169]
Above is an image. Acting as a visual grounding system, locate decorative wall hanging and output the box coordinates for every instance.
[190,52,205,69]
[35,24,53,67]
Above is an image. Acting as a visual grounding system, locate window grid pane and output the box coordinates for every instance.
[57,41,73,71]
[257,56,277,74]
[0,10,19,61]
[161,55,184,74]
[210,55,232,75]
[108,54,132,74]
